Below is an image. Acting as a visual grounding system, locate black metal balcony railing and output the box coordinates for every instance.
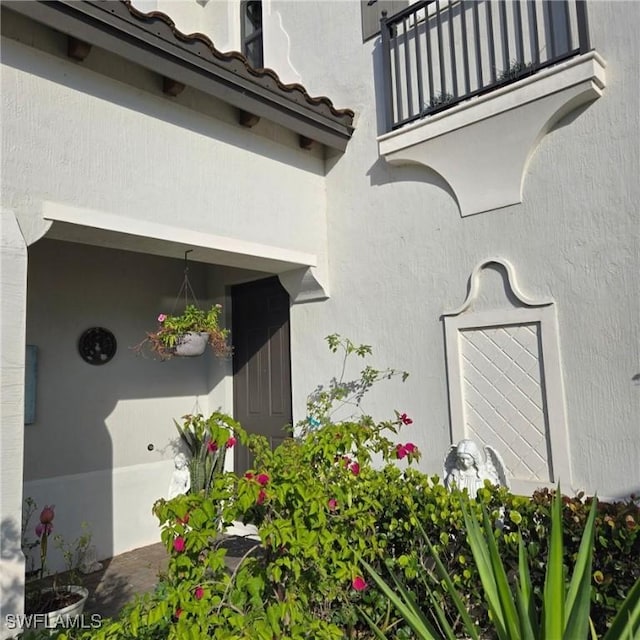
[380,0,591,131]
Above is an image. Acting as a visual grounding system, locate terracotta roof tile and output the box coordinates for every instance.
[121,0,355,128]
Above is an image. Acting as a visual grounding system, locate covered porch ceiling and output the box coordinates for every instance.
[42,205,329,302]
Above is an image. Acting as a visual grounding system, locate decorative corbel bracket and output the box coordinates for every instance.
[278,267,329,303]
[379,52,606,217]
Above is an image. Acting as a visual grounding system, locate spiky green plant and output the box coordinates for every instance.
[362,489,640,639]
[173,412,242,495]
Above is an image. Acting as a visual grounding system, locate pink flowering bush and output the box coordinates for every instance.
[84,336,425,639]
[75,336,640,639]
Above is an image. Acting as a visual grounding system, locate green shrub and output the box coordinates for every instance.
[362,490,640,640]
[67,336,639,639]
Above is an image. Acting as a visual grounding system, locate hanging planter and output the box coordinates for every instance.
[174,331,210,357]
[133,252,232,360]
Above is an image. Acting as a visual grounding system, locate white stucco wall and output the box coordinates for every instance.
[136,0,303,85]
[273,0,639,500]
[140,0,240,53]
[0,210,28,635]
[23,240,235,568]
[0,11,327,268]
[0,3,330,591]
[1,9,638,625]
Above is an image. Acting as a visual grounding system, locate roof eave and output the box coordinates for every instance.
[4,0,354,151]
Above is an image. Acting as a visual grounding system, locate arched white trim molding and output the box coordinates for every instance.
[442,259,572,495]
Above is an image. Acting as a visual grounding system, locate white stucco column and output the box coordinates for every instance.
[0,210,27,639]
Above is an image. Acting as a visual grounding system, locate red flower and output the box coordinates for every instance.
[173,536,186,553]
[350,462,360,476]
[177,513,190,525]
[400,413,413,425]
[174,607,183,620]
[396,442,418,459]
[256,488,267,505]
[226,436,237,448]
[207,440,218,453]
[39,505,55,524]
[244,472,254,480]
[328,498,338,511]
[352,576,367,591]
[256,473,269,486]
[194,586,204,600]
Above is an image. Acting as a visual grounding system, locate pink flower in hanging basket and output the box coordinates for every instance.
[157,314,167,323]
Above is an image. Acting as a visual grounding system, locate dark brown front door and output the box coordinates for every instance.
[232,276,292,474]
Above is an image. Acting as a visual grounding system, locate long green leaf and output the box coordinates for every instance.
[543,489,565,639]
[603,577,640,640]
[419,522,480,639]
[361,560,442,639]
[480,508,521,640]
[422,583,458,640]
[564,498,598,639]
[388,568,451,639]
[462,505,508,639]
[358,607,390,640]
[514,536,537,640]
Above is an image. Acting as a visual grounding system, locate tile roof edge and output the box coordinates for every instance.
[121,0,355,128]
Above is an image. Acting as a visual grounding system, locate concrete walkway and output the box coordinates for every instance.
[82,537,260,620]
[81,543,169,620]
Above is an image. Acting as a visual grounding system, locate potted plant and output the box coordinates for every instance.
[133,304,231,360]
[22,499,91,628]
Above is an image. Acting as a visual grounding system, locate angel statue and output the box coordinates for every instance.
[168,452,191,499]
[443,439,508,497]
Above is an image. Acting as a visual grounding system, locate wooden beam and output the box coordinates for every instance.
[162,77,186,96]
[299,135,314,150]
[67,36,92,61]
[239,110,260,127]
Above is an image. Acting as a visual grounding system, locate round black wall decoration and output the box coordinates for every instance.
[78,327,117,365]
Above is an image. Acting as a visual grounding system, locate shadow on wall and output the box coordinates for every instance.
[0,16,321,175]
[0,517,24,622]
[23,240,225,570]
[365,38,458,206]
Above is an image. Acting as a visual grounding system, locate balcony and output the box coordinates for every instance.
[377,0,606,216]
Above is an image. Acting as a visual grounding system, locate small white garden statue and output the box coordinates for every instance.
[168,452,190,499]
[443,439,508,497]
[79,545,103,574]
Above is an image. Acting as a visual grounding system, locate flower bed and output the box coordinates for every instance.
[57,337,639,639]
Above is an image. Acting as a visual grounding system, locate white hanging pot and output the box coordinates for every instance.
[174,332,209,357]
